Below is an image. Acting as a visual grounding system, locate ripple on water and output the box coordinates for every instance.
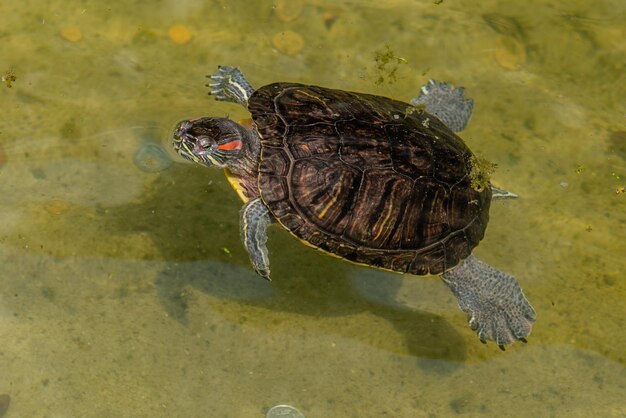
[133,141,173,173]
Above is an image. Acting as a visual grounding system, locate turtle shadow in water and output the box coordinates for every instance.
[108,164,468,363]
[153,256,469,363]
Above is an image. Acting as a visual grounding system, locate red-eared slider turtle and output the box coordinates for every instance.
[172,66,536,348]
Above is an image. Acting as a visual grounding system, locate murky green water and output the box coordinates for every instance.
[1,0,625,417]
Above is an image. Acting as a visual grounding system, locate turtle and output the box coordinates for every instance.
[172,66,536,348]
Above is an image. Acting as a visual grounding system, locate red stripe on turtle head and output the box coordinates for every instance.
[218,139,243,151]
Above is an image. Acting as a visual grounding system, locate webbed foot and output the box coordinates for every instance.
[442,255,536,347]
[206,66,255,106]
[411,80,474,132]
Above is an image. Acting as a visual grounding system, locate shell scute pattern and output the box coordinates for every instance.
[248,83,490,275]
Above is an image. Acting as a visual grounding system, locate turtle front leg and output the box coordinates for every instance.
[240,198,272,280]
[411,80,474,132]
[207,66,255,107]
[442,255,536,349]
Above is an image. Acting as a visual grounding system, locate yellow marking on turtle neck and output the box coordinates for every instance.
[224,168,250,203]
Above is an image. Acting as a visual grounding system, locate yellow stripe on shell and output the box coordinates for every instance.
[224,145,440,278]
[317,183,342,219]
[269,204,442,278]
[372,203,394,241]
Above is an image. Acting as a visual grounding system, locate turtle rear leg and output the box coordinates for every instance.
[442,255,536,349]
[411,80,474,132]
[206,66,255,106]
[490,185,519,200]
[240,198,272,280]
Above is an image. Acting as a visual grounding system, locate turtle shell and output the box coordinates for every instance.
[248,83,491,275]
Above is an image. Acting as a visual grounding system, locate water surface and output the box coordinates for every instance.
[0,0,625,416]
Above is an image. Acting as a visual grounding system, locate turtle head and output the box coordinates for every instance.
[172,117,245,168]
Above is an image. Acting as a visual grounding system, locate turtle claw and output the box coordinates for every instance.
[206,80,230,100]
[468,294,534,348]
[255,268,272,282]
[206,80,227,100]
[208,88,228,100]
[205,66,255,106]
[442,255,536,349]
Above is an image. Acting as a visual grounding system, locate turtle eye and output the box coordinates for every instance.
[194,136,216,153]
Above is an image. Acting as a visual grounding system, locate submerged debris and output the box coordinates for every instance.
[611,172,624,194]
[43,200,71,216]
[468,156,497,192]
[483,14,527,70]
[273,0,304,22]
[60,26,82,42]
[323,10,339,29]
[168,24,192,44]
[2,69,16,88]
[272,30,305,56]
[404,103,426,117]
[493,36,527,70]
[482,13,524,39]
[373,45,407,85]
